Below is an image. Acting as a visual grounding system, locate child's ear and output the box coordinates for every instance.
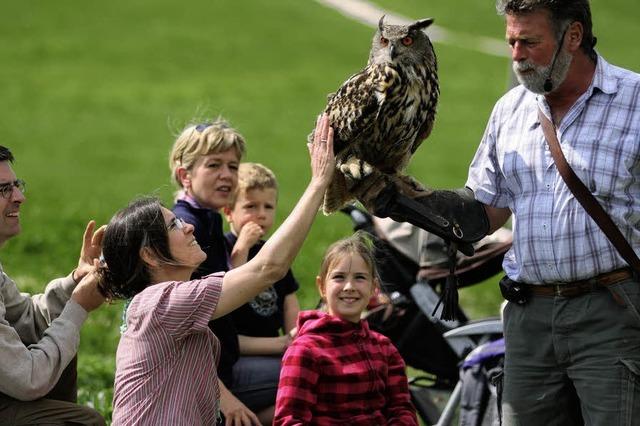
[176,167,191,190]
[373,278,381,294]
[315,275,325,299]
[373,284,380,298]
[223,205,233,222]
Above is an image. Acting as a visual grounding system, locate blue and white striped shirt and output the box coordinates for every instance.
[467,55,640,283]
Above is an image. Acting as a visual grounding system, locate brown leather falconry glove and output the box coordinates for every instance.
[347,169,491,321]
[347,169,489,256]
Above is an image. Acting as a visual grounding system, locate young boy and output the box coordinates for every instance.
[223,162,301,423]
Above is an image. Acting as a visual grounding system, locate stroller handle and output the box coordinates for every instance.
[340,205,375,233]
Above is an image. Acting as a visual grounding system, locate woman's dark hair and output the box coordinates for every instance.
[0,146,14,163]
[496,0,597,61]
[97,197,177,300]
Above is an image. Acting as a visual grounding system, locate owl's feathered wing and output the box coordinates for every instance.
[319,61,438,214]
[323,65,388,156]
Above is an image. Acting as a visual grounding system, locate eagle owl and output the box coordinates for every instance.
[315,16,439,214]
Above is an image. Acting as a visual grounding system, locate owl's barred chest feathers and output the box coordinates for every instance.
[316,16,439,213]
[329,62,438,170]
[370,64,437,168]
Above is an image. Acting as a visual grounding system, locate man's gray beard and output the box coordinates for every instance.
[513,49,573,94]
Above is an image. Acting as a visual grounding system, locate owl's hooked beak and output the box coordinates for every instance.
[388,44,396,61]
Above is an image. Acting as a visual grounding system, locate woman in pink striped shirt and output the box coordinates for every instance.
[97,116,334,426]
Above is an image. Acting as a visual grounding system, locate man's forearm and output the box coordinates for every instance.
[2,272,77,344]
[0,299,86,400]
[483,204,512,234]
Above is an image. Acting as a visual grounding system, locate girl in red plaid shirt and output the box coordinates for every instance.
[274,233,418,425]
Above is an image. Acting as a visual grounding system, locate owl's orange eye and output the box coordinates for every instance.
[401,37,413,46]
[380,37,389,46]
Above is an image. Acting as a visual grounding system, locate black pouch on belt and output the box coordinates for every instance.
[499,275,530,305]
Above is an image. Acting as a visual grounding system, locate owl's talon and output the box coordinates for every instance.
[339,163,356,179]
[340,157,373,181]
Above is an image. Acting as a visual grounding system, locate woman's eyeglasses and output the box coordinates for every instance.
[166,217,187,232]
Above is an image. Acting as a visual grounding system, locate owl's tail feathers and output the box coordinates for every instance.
[322,172,355,215]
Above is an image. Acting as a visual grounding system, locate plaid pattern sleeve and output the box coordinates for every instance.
[274,311,418,425]
[274,339,319,425]
[382,338,418,425]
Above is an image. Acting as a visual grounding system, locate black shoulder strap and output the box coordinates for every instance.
[538,107,640,275]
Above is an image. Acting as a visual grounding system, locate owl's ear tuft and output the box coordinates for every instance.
[409,18,434,32]
[378,15,386,32]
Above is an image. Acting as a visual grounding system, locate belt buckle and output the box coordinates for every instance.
[553,284,564,297]
[554,279,596,297]
[552,281,582,297]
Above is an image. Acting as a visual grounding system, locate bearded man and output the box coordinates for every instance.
[343,2,639,422]
[464,0,640,424]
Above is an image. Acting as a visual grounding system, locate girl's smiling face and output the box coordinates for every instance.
[317,253,377,323]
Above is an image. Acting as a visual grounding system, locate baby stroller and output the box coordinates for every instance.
[340,205,512,425]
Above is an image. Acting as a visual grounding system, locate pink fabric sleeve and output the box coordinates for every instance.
[139,273,224,341]
[274,338,319,426]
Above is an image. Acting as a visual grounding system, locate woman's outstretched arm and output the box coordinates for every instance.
[215,115,335,318]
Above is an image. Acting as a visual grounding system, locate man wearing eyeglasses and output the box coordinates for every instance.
[0,146,105,425]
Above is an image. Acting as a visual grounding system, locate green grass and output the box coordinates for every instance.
[1,0,638,422]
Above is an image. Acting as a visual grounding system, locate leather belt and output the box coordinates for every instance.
[524,268,634,297]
